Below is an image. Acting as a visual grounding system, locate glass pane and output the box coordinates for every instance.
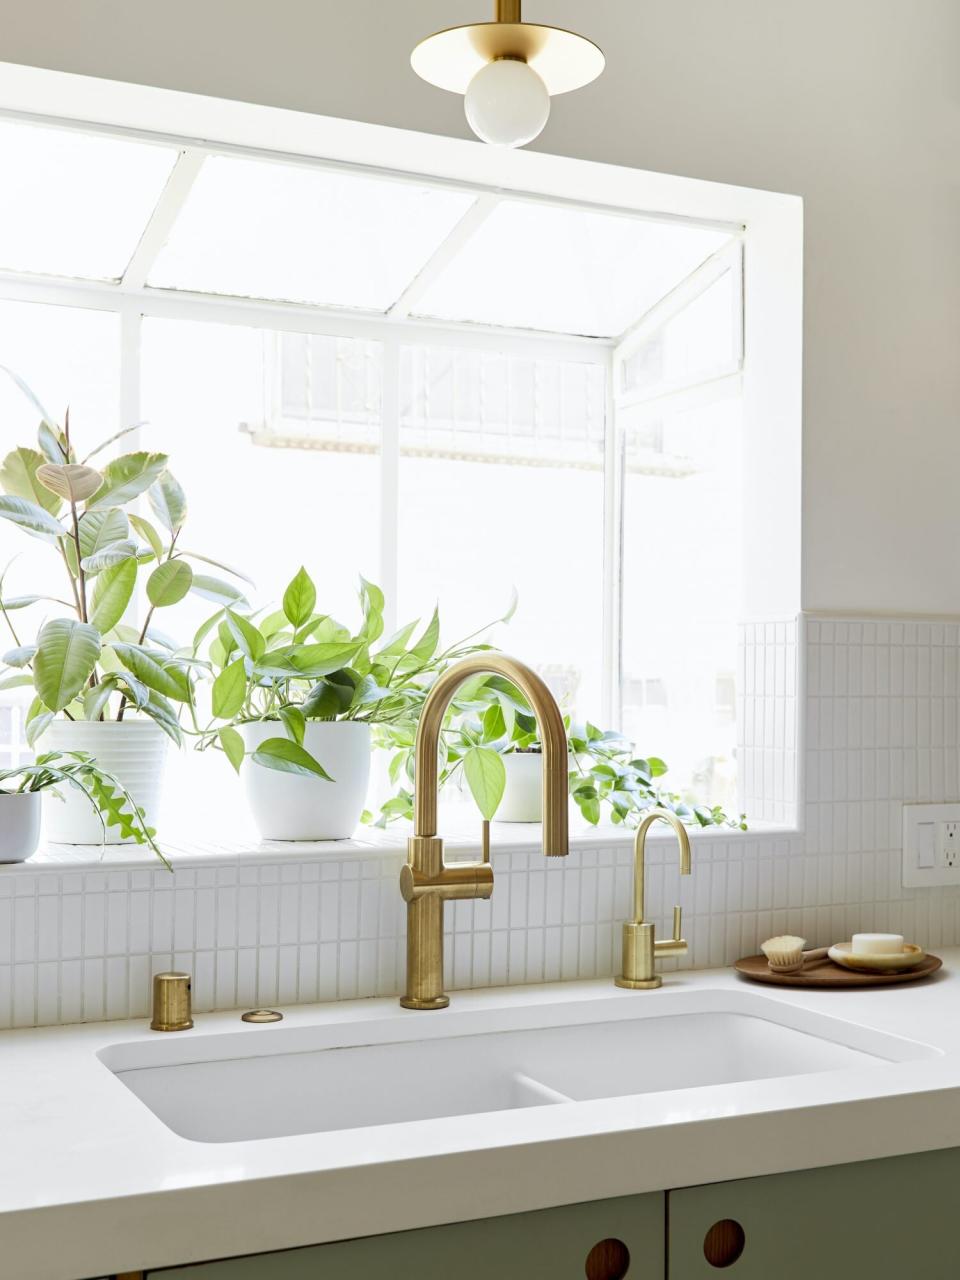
[0,300,121,760]
[398,343,606,721]
[413,199,733,338]
[621,266,740,398]
[149,156,476,309]
[0,119,177,280]
[620,394,743,809]
[141,318,382,636]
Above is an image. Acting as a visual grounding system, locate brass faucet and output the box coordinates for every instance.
[400,652,569,1010]
[615,808,692,990]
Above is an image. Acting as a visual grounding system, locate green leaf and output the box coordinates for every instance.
[33,618,102,712]
[252,737,333,781]
[219,726,245,773]
[358,577,385,644]
[86,452,168,510]
[279,704,306,745]
[0,446,61,515]
[128,513,164,562]
[83,675,120,721]
[148,470,188,533]
[0,671,33,691]
[481,701,507,744]
[90,557,137,634]
[0,594,42,610]
[376,619,419,658]
[647,756,668,778]
[111,643,191,702]
[191,574,249,607]
[140,692,182,744]
[224,610,266,662]
[36,422,69,464]
[410,607,440,663]
[2,644,36,667]
[211,657,247,719]
[117,671,151,709]
[80,539,138,574]
[35,462,103,504]
[280,641,359,677]
[463,747,506,821]
[78,508,130,561]
[25,707,54,747]
[81,422,142,464]
[146,559,193,607]
[0,494,64,541]
[177,549,254,585]
[282,566,316,628]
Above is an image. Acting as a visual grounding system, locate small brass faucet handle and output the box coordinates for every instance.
[150,971,193,1031]
[615,809,692,990]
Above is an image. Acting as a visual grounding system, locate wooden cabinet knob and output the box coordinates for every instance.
[703,1218,746,1268]
[585,1236,631,1279]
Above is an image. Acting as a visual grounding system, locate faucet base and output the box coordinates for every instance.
[400,994,450,1010]
[614,974,662,990]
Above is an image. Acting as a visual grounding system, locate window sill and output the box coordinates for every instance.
[2,817,801,875]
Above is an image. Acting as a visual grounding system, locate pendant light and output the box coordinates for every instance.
[411,1,605,149]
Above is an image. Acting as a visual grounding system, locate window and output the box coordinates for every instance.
[0,115,751,811]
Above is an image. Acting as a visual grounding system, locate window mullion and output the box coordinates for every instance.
[601,347,621,729]
[379,336,400,636]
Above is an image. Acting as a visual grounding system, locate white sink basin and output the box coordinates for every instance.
[100,989,939,1144]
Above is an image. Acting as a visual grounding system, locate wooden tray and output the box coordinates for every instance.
[734,952,943,988]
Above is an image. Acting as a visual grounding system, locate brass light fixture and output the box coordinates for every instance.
[411,0,604,148]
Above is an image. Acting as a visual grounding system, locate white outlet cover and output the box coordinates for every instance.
[902,803,960,887]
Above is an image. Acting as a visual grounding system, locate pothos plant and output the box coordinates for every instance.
[376,673,747,831]
[0,369,250,747]
[1,749,169,866]
[194,566,515,781]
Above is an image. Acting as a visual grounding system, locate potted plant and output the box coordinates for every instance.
[0,370,248,842]
[376,672,747,832]
[195,569,512,840]
[0,749,169,865]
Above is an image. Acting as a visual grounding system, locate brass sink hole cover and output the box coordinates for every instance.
[585,1237,630,1279]
[241,1009,283,1023]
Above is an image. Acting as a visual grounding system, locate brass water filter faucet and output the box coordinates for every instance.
[615,808,692,989]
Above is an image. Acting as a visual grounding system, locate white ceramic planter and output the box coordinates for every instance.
[40,719,169,845]
[496,751,544,822]
[239,720,371,841]
[0,791,41,862]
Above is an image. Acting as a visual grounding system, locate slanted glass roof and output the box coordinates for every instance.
[0,117,739,342]
[0,119,178,281]
[147,156,477,310]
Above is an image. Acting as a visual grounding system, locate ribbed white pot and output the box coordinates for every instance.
[0,792,42,862]
[497,751,544,822]
[40,719,169,845]
[239,721,371,841]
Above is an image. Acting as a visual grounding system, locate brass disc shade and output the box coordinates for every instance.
[411,22,605,96]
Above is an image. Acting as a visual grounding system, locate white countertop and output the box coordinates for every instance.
[6,957,960,1279]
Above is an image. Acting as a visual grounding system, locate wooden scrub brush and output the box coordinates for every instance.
[760,935,830,974]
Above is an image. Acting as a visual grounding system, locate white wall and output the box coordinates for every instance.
[2,0,959,614]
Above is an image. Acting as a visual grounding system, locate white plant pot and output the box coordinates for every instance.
[496,751,544,823]
[239,721,371,841]
[0,791,42,862]
[40,719,169,845]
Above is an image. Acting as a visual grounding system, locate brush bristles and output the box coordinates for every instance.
[760,934,806,973]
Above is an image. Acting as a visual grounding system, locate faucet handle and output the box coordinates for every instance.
[654,905,688,957]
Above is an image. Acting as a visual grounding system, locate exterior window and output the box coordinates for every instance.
[0,117,748,812]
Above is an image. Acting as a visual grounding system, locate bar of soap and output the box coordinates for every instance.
[852,932,904,955]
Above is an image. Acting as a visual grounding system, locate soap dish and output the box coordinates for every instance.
[827,942,927,973]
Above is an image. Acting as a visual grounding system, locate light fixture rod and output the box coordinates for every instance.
[495,0,521,22]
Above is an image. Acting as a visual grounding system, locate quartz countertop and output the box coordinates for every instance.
[5,957,960,1279]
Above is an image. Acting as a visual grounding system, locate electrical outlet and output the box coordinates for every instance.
[903,805,960,886]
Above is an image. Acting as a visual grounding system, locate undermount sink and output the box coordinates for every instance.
[99,989,939,1144]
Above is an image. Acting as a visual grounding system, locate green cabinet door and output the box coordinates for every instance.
[668,1147,960,1279]
[147,1191,664,1279]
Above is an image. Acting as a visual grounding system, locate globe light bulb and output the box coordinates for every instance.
[464,58,551,148]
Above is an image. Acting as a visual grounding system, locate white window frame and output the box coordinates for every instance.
[0,66,803,799]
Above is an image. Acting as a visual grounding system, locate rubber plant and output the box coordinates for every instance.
[194,567,514,785]
[0,368,250,748]
[376,673,747,831]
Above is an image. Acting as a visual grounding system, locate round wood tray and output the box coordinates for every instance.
[734,952,943,988]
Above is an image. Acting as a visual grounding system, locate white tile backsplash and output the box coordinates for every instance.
[5,612,960,1028]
